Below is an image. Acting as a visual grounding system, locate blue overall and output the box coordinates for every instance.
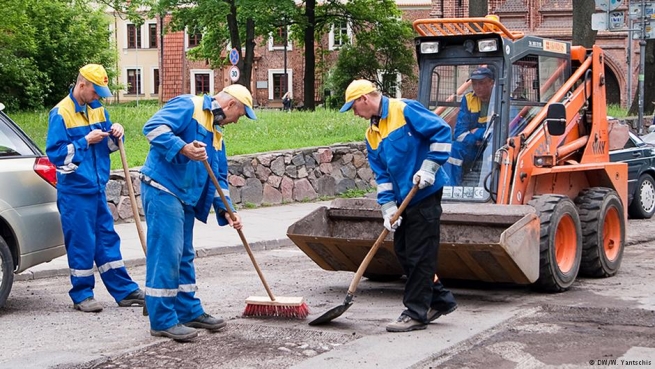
[141,94,235,331]
[46,90,139,304]
[443,93,489,186]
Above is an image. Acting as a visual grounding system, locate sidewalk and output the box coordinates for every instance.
[17,200,331,281]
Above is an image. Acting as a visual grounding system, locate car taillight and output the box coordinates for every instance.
[34,157,57,187]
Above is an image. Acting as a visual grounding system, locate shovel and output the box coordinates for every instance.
[309,183,419,326]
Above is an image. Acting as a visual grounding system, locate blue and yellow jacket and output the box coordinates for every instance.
[366,97,452,207]
[453,92,488,145]
[141,94,234,225]
[46,91,119,195]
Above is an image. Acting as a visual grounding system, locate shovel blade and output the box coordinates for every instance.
[308,302,353,326]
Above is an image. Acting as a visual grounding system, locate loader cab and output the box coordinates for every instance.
[415,29,572,203]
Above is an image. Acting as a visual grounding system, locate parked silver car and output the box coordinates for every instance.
[0,103,65,309]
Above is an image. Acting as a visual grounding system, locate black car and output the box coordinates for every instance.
[610,131,655,219]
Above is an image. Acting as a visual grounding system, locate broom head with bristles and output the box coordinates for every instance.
[243,296,309,319]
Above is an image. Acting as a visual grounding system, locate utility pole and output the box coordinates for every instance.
[637,0,646,134]
[284,25,289,97]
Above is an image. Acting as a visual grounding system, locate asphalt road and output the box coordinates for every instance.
[1,221,655,369]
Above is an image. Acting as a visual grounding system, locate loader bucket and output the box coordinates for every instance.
[287,198,542,285]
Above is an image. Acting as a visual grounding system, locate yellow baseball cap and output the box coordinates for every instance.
[79,64,112,98]
[340,79,377,112]
[223,84,257,120]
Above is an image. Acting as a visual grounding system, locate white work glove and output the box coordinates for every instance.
[413,159,438,189]
[381,201,402,232]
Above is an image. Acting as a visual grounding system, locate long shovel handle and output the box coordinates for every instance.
[117,139,147,255]
[199,156,277,302]
[347,184,420,295]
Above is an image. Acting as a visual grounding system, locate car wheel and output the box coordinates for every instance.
[628,174,655,219]
[0,235,15,309]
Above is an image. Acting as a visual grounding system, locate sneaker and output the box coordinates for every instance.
[118,289,145,307]
[386,314,427,333]
[150,324,198,342]
[427,303,458,323]
[74,297,103,313]
[184,313,226,331]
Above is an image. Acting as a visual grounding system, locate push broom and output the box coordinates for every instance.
[199,155,309,319]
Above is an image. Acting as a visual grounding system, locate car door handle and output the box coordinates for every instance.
[632,152,642,157]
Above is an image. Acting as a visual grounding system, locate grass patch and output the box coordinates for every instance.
[11,104,367,170]
[607,104,628,118]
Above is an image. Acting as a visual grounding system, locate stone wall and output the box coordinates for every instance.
[107,143,374,223]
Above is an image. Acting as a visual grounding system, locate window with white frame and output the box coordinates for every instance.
[329,20,351,50]
[378,71,402,98]
[268,27,292,51]
[127,24,142,49]
[126,68,142,95]
[268,69,293,100]
[190,69,213,95]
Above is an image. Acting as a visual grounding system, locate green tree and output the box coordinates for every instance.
[324,2,416,109]
[0,0,115,111]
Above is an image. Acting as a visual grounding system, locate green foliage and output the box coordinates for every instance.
[0,0,115,110]
[325,1,416,109]
[607,104,629,118]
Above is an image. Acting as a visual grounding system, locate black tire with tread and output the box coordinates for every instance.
[628,174,655,219]
[575,187,625,277]
[528,195,582,292]
[0,235,15,309]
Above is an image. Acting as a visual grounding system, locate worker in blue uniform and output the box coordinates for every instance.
[141,84,256,342]
[340,79,457,333]
[46,64,144,313]
[443,67,495,186]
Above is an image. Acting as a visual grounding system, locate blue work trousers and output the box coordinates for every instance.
[141,183,204,331]
[57,192,138,304]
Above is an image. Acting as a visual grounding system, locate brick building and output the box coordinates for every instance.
[137,0,632,107]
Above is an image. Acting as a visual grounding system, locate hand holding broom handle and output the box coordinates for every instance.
[346,183,419,297]
[195,144,277,302]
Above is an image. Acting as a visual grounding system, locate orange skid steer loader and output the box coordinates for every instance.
[287,17,628,292]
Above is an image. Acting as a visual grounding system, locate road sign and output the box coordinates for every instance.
[592,12,609,30]
[229,48,239,66]
[596,0,623,12]
[630,3,655,20]
[609,11,625,29]
[229,66,240,82]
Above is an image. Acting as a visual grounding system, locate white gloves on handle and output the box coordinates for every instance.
[381,201,402,232]
[413,159,438,189]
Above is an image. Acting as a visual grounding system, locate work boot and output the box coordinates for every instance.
[184,313,227,331]
[118,289,145,307]
[386,314,427,333]
[150,324,198,342]
[427,302,458,323]
[74,297,103,313]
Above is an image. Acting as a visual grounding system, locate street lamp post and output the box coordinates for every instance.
[284,25,288,97]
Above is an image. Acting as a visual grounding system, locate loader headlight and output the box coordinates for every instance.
[420,42,440,54]
[477,39,498,52]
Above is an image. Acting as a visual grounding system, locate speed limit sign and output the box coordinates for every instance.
[229,66,240,82]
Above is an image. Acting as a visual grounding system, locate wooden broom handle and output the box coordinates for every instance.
[118,139,147,255]
[195,142,276,301]
[347,184,419,295]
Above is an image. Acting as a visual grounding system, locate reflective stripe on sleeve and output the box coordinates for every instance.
[145,125,172,142]
[377,182,393,193]
[430,142,451,153]
[447,157,463,166]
